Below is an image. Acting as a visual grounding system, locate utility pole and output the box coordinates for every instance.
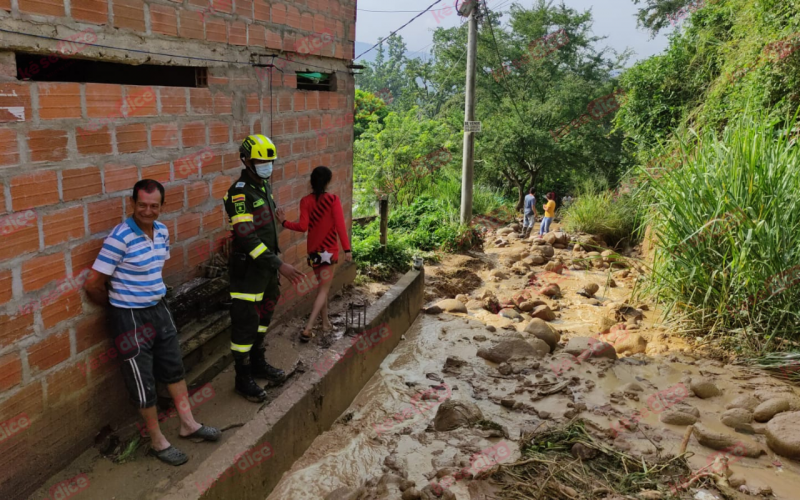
[459,1,479,225]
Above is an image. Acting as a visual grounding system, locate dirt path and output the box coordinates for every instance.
[268,226,800,499]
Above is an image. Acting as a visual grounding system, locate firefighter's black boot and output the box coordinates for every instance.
[250,336,286,384]
[234,354,267,403]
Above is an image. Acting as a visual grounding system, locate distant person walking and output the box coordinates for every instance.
[522,187,538,239]
[278,166,352,343]
[539,192,557,236]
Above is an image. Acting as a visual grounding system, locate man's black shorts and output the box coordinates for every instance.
[107,300,185,409]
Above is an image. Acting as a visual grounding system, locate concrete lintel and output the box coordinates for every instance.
[162,268,424,500]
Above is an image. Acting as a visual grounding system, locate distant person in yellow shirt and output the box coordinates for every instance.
[539,192,556,236]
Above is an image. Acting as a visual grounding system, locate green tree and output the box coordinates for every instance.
[354,89,389,140]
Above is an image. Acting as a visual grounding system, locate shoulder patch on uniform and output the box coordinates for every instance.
[235,182,246,188]
[234,201,246,214]
[253,199,265,208]
[232,194,246,202]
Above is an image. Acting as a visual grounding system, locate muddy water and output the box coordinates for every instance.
[269,248,800,499]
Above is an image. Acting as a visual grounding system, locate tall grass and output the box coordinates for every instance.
[643,113,800,353]
[561,177,643,246]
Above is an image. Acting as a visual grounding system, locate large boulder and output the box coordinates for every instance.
[766,411,800,459]
[523,319,560,352]
[531,305,556,321]
[690,379,722,399]
[564,337,617,360]
[721,408,755,432]
[692,425,762,458]
[433,400,483,431]
[543,232,558,245]
[435,299,467,314]
[606,331,647,355]
[754,398,790,422]
[476,338,549,363]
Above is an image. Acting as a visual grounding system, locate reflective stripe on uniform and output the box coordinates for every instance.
[230,292,265,302]
[231,343,253,353]
[257,326,268,333]
[231,214,254,224]
[250,243,267,259]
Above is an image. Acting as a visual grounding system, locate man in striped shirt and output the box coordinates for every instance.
[86,180,219,466]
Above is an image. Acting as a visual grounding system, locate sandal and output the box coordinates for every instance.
[300,330,315,343]
[148,445,189,466]
[180,424,221,442]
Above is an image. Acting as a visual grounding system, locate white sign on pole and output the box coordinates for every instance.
[464,121,482,133]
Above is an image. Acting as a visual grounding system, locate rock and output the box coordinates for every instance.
[553,231,569,245]
[473,334,487,342]
[489,269,508,280]
[532,238,546,246]
[690,379,722,399]
[608,279,617,288]
[660,410,698,426]
[498,308,522,321]
[433,400,483,431]
[570,443,597,460]
[543,232,558,245]
[544,261,565,274]
[721,408,754,431]
[477,338,549,363]
[753,398,790,422]
[519,300,545,312]
[529,254,546,265]
[564,337,617,360]
[638,492,663,500]
[620,382,644,393]
[577,234,603,251]
[609,332,647,355]
[765,411,800,459]
[510,223,521,231]
[483,297,500,313]
[523,319,560,352]
[601,250,623,263]
[692,425,762,457]
[497,228,514,236]
[541,284,561,297]
[538,245,555,258]
[424,305,443,314]
[486,325,496,333]
[573,244,582,252]
[442,356,468,374]
[531,305,556,321]
[465,299,484,310]
[726,395,760,411]
[455,294,469,303]
[511,261,528,274]
[401,487,422,500]
[435,299,467,314]
[576,283,599,298]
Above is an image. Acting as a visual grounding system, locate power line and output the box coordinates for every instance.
[359,7,449,12]
[355,0,445,60]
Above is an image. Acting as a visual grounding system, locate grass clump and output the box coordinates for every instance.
[561,178,643,246]
[643,112,800,353]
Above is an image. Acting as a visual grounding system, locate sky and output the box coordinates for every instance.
[355,0,673,65]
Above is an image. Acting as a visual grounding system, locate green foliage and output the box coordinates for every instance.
[561,178,644,246]
[643,114,800,352]
[351,231,414,282]
[354,89,389,140]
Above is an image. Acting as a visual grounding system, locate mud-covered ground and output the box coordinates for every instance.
[268,225,800,500]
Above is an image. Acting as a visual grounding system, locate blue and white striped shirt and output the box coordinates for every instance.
[92,217,170,308]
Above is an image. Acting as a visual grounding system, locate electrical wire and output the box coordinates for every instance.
[481,4,526,123]
[355,0,446,60]
[358,6,450,12]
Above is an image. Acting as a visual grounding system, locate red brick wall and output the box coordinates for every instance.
[0,1,356,497]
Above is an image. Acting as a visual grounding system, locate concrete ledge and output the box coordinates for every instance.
[162,268,424,500]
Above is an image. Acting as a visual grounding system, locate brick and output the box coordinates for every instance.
[0,353,22,391]
[45,363,87,406]
[87,198,122,234]
[271,3,286,24]
[43,206,84,246]
[159,87,187,115]
[122,87,157,117]
[22,253,66,292]
[28,331,70,372]
[10,171,59,211]
[286,5,301,29]
[0,270,11,305]
[150,123,179,148]
[62,167,102,201]
[209,121,229,144]
[283,73,297,89]
[0,222,38,261]
[176,212,201,241]
[213,93,232,115]
[203,151,223,174]
[203,206,225,232]
[0,381,43,422]
[301,12,314,31]
[27,129,68,163]
[182,121,206,147]
[0,128,18,166]
[187,181,208,208]
[141,162,171,183]
[278,93,292,112]
[163,244,184,277]
[235,0,252,17]
[189,88,213,115]
[41,290,82,329]
[266,29,282,50]
[112,0,145,30]
[254,1,269,22]
[0,312,34,349]
[115,123,148,154]
[18,0,65,16]
[75,313,107,353]
[247,24,266,47]
[230,21,247,46]
[36,83,80,120]
[150,4,178,36]
[76,126,112,156]
[70,238,103,274]
[86,83,122,118]
[0,0,9,11]
[206,18,227,43]
[187,239,208,268]
[71,0,107,23]
[246,93,260,113]
[179,10,204,40]
[162,185,184,213]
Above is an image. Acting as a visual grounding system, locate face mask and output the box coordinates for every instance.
[254,162,273,179]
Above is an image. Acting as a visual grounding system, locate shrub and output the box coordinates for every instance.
[561,178,643,246]
[643,112,800,352]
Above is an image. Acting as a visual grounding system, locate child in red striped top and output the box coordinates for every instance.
[277,166,352,342]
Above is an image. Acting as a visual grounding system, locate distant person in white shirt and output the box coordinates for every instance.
[522,187,538,238]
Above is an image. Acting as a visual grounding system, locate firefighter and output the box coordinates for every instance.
[224,134,305,402]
